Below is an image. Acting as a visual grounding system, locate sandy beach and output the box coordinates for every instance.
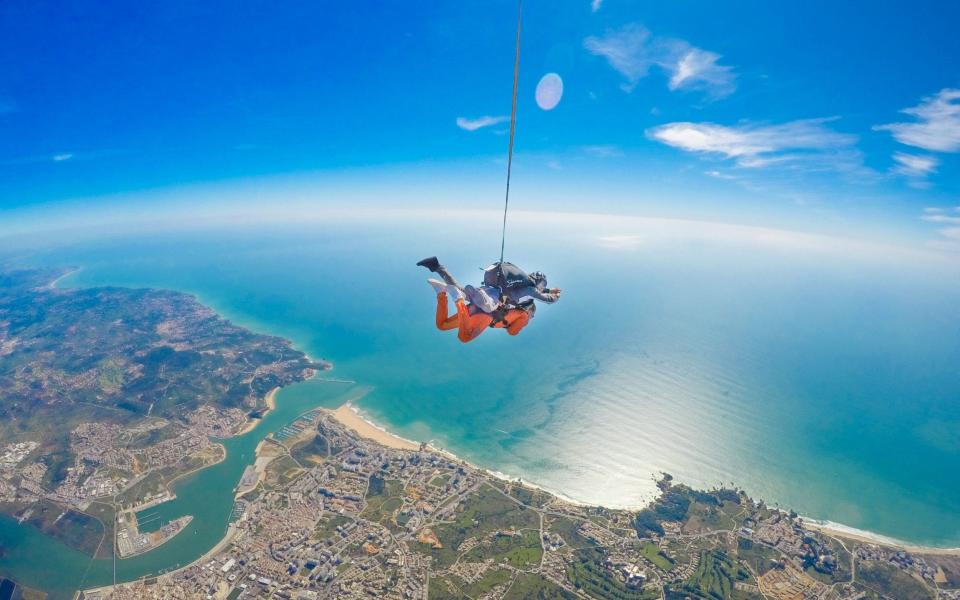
[806,521,960,556]
[235,387,279,436]
[327,403,421,451]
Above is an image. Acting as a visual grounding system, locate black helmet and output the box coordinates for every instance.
[530,271,547,289]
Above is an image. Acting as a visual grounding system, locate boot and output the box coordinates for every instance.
[416,256,441,272]
[427,279,446,295]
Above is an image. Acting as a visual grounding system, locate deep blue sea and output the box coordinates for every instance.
[5,212,960,554]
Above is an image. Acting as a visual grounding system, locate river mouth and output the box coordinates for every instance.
[0,379,353,600]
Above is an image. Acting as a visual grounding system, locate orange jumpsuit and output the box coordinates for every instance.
[434,292,530,343]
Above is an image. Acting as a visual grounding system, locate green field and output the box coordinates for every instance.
[504,572,578,599]
[429,568,513,600]
[568,547,661,600]
[858,561,935,600]
[666,550,761,600]
[412,483,539,568]
[641,541,675,571]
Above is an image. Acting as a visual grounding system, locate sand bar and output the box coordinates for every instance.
[327,403,421,451]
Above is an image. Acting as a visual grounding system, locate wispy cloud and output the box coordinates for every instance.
[583,24,736,97]
[52,153,74,162]
[582,144,624,158]
[921,206,960,225]
[664,45,735,97]
[875,88,960,152]
[646,118,857,169]
[920,207,960,253]
[890,152,938,188]
[591,0,602,13]
[584,24,653,91]
[891,152,938,177]
[456,115,509,131]
[597,235,643,250]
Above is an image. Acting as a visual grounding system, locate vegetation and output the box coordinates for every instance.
[290,431,331,466]
[361,477,405,527]
[504,572,578,599]
[412,483,539,568]
[548,517,596,549]
[641,541,675,571]
[735,537,779,575]
[666,550,760,600]
[0,267,320,483]
[858,561,935,600]
[429,569,513,600]
[18,499,105,557]
[568,548,661,599]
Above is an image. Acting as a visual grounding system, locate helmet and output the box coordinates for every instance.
[529,271,547,289]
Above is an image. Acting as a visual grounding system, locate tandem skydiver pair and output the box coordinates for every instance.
[416,256,561,343]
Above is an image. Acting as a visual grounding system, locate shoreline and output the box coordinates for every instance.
[326,403,420,451]
[805,520,960,556]
[234,387,280,436]
[326,401,960,555]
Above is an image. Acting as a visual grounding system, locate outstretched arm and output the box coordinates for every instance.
[525,286,561,303]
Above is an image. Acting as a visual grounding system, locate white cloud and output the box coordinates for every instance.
[919,207,960,253]
[665,46,735,97]
[591,0,602,12]
[704,170,736,180]
[52,153,74,162]
[941,227,960,241]
[456,115,509,131]
[923,214,960,225]
[921,206,960,225]
[584,24,736,97]
[875,88,960,152]
[583,24,653,91]
[890,152,938,187]
[597,235,643,250]
[646,118,856,168]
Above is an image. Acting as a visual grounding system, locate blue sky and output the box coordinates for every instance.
[1,1,959,251]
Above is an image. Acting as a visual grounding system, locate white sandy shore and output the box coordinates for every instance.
[327,403,421,451]
[329,404,960,555]
[805,520,960,556]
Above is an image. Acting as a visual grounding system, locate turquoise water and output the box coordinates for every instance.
[1,214,959,593]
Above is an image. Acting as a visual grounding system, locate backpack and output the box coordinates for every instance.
[483,262,534,291]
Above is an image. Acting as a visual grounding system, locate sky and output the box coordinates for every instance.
[1,1,959,253]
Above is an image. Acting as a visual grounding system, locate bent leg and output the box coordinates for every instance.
[455,300,492,343]
[435,293,459,331]
[433,263,461,288]
[504,309,531,336]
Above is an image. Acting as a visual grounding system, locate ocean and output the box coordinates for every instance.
[2,211,959,593]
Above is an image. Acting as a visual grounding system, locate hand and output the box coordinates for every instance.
[549,288,562,296]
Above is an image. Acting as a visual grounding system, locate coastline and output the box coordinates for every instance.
[325,400,960,555]
[805,520,960,557]
[326,403,420,451]
[234,387,280,436]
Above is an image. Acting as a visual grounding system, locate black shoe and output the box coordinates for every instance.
[416,256,440,272]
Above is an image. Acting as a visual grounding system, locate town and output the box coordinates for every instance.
[78,412,960,600]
